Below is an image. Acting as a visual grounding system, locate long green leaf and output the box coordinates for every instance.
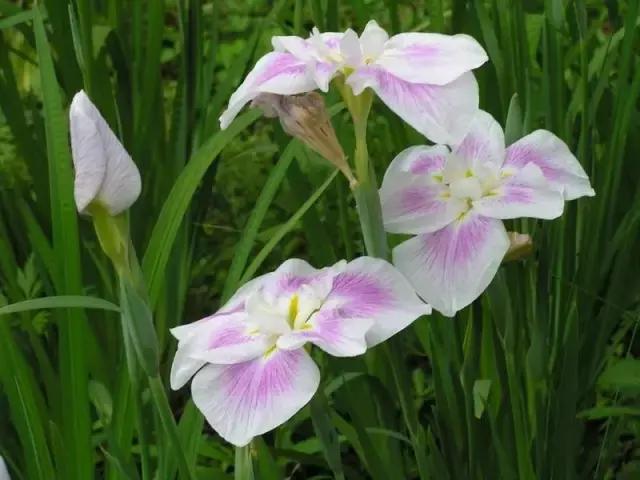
[142,110,261,307]
[33,7,92,478]
[0,296,120,316]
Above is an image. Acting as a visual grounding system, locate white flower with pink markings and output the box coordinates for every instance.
[380,110,594,317]
[170,257,429,446]
[220,20,488,144]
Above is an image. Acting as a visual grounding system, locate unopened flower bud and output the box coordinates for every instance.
[252,93,356,186]
[70,91,141,216]
[504,232,533,262]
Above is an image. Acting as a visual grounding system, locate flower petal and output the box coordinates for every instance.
[347,69,479,145]
[503,130,595,200]
[280,257,430,355]
[220,52,317,129]
[70,90,141,215]
[473,163,565,219]
[0,456,9,480]
[393,213,509,317]
[169,312,273,390]
[384,144,450,177]
[380,173,467,234]
[191,348,320,446]
[452,110,505,167]
[360,20,389,60]
[377,32,488,86]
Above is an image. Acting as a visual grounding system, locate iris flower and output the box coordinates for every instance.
[170,258,430,446]
[70,91,141,215]
[380,111,594,316]
[220,20,488,144]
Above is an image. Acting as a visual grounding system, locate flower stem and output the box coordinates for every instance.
[346,88,428,478]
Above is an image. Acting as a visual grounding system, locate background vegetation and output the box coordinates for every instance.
[0,0,639,479]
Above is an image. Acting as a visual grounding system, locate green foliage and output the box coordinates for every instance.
[0,0,639,479]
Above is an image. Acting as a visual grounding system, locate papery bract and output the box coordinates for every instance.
[70,90,141,215]
[380,110,594,317]
[170,257,429,446]
[220,21,488,144]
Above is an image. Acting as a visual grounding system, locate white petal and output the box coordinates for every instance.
[347,69,479,145]
[360,20,389,60]
[69,92,106,213]
[377,32,488,85]
[339,28,362,66]
[219,52,318,129]
[0,456,9,480]
[191,348,320,446]
[70,91,140,215]
[504,130,595,200]
[452,110,505,168]
[380,172,467,234]
[473,163,565,219]
[393,213,509,317]
[272,35,314,61]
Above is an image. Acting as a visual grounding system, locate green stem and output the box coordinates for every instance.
[148,375,196,480]
[234,444,255,480]
[345,88,427,478]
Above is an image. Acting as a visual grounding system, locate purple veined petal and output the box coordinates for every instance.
[393,213,510,317]
[473,163,565,220]
[504,130,595,200]
[380,172,468,234]
[310,60,340,92]
[360,20,389,60]
[347,68,479,145]
[276,308,374,356]
[170,272,269,344]
[219,52,318,129]
[452,110,505,168]
[280,257,430,355]
[169,312,273,390]
[376,32,488,86]
[261,257,346,299]
[191,348,320,446]
[70,91,141,215]
[384,144,450,178]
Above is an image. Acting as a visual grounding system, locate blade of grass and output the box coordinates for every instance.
[33,7,92,478]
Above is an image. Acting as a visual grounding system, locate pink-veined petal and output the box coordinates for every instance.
[70,91,141,215]
[452,110,505,168]
[377,32,488,86]
[280,257,430,355]
[347,68,479,145]
[191,348,320,446]
[384,145,450,177]
[473,163,565,220]
[504,130,595,200]
[393,213,509,317]
[169,312,273,390]
[380,173,468,234]
[220,52,317,129]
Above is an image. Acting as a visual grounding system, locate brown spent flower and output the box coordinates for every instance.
[252,93,356,186]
